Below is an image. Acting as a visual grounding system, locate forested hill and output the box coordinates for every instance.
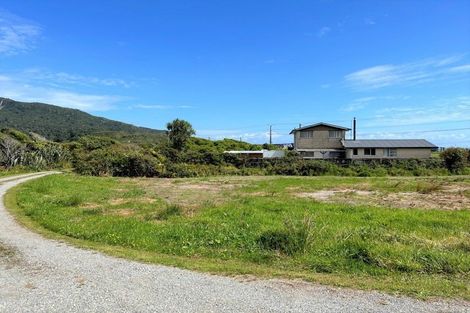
[0,98,166,142]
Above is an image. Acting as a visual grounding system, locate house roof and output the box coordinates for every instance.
[341,139,437,148]
[289,122,351,134]
[224,150,264,154]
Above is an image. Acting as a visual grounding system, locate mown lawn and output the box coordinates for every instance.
[7,174,470,299]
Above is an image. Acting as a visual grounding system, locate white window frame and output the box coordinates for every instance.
[299,130,313,138]
[329,130,342,138]
[364,148,376,156]
[385,148,397,157]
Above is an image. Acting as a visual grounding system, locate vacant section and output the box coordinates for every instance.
[11,174,470,299]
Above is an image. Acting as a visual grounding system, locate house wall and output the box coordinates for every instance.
[294,125,345,150]
[297,149,344,159]
[346,148,432,159]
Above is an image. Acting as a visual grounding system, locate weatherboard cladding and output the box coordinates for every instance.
[341,139,437,148]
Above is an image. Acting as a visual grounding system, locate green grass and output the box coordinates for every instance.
[0,167,33,178]
[6,174,470,300]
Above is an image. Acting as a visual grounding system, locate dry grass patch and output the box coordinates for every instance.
[113,209,136,217]
[134,177,247,212]
[294,186,470,210]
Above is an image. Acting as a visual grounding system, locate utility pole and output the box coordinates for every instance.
[269,125,272,145]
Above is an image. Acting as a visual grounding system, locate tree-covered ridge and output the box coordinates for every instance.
[0,98,166,142]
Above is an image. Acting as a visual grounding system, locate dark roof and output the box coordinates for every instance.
[341,139,437,148]
[289,122,350,134]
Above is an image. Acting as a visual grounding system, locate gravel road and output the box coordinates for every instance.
[0,173,468,313]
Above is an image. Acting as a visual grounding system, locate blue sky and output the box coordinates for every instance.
[0,1,469,146]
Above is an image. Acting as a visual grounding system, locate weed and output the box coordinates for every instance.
[416,181,442,194]
[154,204,183,220]
[56,194,84,206]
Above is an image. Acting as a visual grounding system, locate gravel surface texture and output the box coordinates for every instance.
[0,173,469,313]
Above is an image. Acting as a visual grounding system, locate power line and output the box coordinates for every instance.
[360,127,470,136]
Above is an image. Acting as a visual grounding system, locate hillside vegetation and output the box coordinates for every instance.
[0,102,468,177]
[0,98,166,142]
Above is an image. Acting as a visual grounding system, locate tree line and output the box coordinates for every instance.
[1,119,469,177]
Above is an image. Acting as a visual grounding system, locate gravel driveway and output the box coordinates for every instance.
[0,173,468,313]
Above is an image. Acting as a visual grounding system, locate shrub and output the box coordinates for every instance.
[441,148,468,174]
[298,160,340,176]
[73,145,162,177]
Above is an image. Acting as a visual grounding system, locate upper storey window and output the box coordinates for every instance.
[300,130,313,138]
[329,130,342,138]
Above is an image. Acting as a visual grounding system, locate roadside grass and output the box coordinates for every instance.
[6,174,470,300]
[0,167,33,178]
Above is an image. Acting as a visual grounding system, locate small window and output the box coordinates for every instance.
[385,148,397,157]
[364,148,376,156]
[301,151,315,157]
[353,148,358,155]
[300,130,313,138]
[329,130,341,138]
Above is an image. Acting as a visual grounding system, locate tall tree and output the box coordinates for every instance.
[166,119,195,151]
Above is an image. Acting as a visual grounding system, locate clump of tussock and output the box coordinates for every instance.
[152,204,183,220]
[258,215,315,256]
[55,194,84,207]
[416,181,442,194]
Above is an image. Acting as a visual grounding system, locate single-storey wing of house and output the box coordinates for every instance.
[290,122,438,159]
[341,139,438,159]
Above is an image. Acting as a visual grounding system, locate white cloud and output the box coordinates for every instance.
[0,10,41,55]
[353,96,470,146]
[341,97,376,112]
[196,129,281,142]
[0,74,122,111]
[341,95,411,112]
[448,64,470,73]
[368,96,470,126]
[134,104,192,110]
[345,55,469,89]
[317,26,331,38]
[364,18,376,25]
[0,67,138,111]
[17,68,133,88]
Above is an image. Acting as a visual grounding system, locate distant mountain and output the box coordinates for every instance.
[0,98,166,142]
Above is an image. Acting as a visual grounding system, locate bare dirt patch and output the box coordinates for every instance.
[298,190,374,201]
[113,209,135,217]
[109,198,128,205]
[295,187,470,210]
[135,178,246,212]
[379,191,469,210]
